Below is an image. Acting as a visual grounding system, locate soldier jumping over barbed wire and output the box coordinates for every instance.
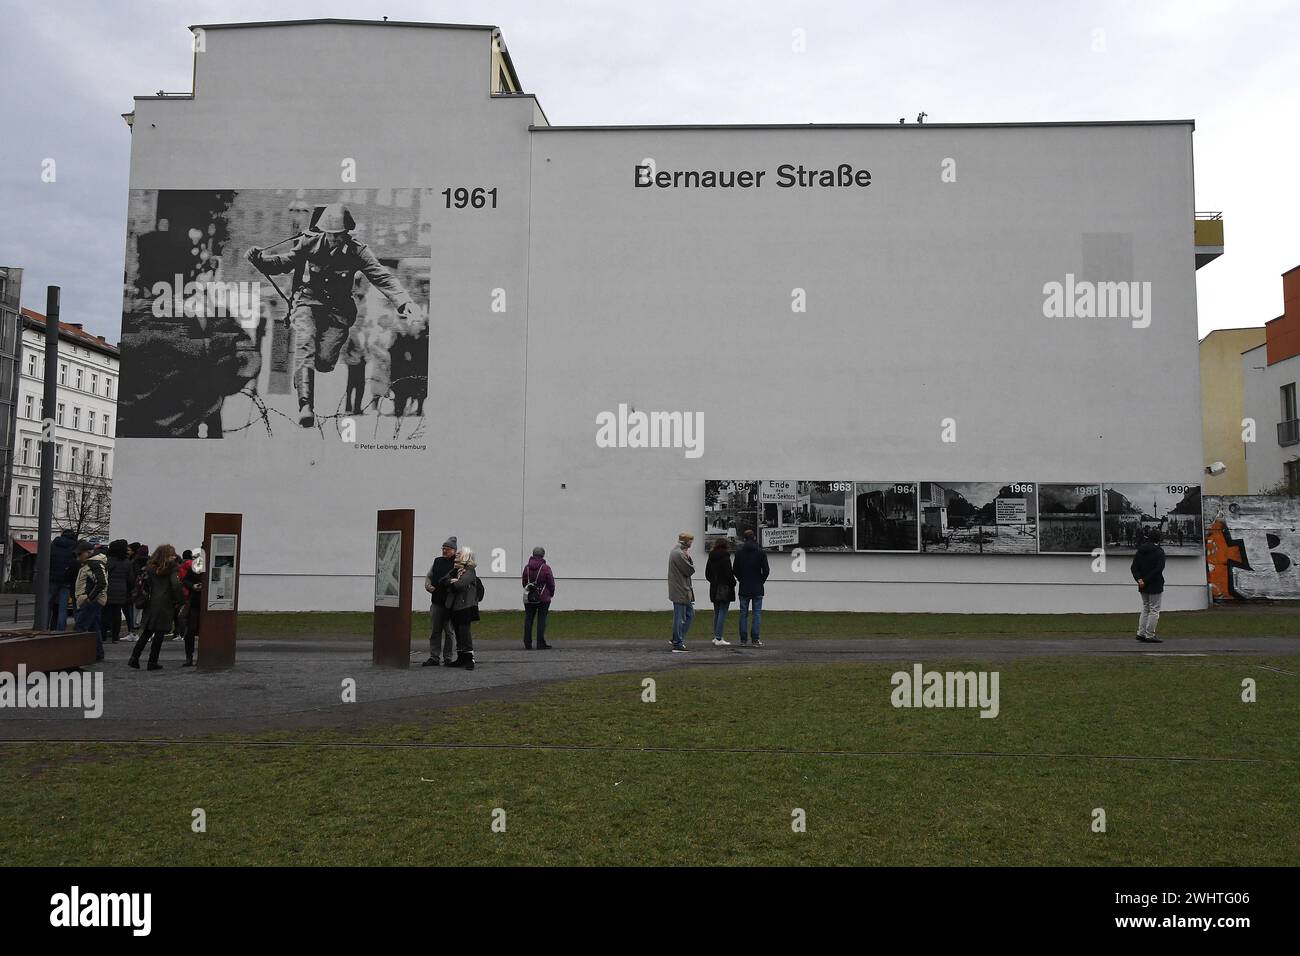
[245,203,418,427]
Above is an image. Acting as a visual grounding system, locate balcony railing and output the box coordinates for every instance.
[1279,418,1300,446]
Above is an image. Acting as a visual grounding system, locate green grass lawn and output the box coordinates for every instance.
[2,656,1295,865]
[236,603,1300,641]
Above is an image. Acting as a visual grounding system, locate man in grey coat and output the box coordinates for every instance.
[667,532,696,652]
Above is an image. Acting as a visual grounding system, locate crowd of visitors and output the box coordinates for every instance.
[36,521,1174,669]
[44,529,204,669]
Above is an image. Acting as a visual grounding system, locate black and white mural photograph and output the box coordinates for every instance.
[791,481,855,551]
[703,479,759,549]
[920,482,1039,554]
[1036,483,1104,554]
[750,480,854,552]
[118,188,432,441]
[1103,483,1203,555]
[854,482,921,552]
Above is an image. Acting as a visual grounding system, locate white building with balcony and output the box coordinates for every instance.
[7,307,119,582]
[1242,266,1300,494]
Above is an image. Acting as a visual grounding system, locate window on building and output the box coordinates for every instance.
[70,446,80,474]
[35,443,41,467]
[100,451,109,477]
[58,363,66,385]
[75,368,83,390]
[56,403,64,425]
[87,410,95,433]
[16,485,25,516]
[102,415,111,436]
[21,437,30,465]
[71,407,80,430]
[106,377,113,399]
[1287,460,1300,495]
[91,372,98,393]
[29,487,37,516]
[65,489,74,513]
[53,444,61,471]
[23,394,33,419]
[25,353,36,376]
[1280,384,1300,446]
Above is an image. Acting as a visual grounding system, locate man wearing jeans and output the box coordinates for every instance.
[421,537,458,666]
[73,542,108,661]
[1130,529,1166,644]
[46,530,78,631]
[732,529,770,646]
[667,532,696,652]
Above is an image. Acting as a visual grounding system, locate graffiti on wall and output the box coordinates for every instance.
[1203,496,1300,600]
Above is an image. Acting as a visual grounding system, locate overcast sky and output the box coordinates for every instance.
[1,0,1297,340]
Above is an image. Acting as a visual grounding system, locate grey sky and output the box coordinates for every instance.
[1,0,1296,340]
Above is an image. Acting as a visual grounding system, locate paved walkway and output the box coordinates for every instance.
[2,634,1296,739]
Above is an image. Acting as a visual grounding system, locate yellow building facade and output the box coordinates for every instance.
[1200,327,1267,494]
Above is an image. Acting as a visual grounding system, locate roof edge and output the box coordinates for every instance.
[530,120,1197,132]
[189,18,499,32]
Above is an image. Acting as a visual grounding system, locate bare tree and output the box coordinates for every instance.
[58,460,112,541]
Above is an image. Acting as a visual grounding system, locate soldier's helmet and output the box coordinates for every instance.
[315,203,356,234]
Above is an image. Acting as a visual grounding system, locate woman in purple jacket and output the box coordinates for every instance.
[522,546,556,650]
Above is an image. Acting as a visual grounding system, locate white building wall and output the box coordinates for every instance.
[112,21,1209,612]
[1242,343,1300,492]
[10,325,119,545]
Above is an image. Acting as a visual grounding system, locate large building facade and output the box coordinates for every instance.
[7,308,119,581]
[114,19,1219,613]
[0,267,22,583]
[1242,266,1300,494]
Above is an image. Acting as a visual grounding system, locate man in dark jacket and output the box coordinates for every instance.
[421,536,458,666]
[102,539,134,646]
[731,529,771,646]
[1131,529,1166,644]
[47,530,79,631]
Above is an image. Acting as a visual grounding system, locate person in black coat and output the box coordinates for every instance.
[129,545,184,671]
[101,539,134,645]
[126,544,149,638]
[47,530,79,631]
[1130,529,1166,644]
[731,529,770,646]
[421,536,459,666]
[704,538,736,646]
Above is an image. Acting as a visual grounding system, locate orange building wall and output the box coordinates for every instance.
[1266,266,1300,365]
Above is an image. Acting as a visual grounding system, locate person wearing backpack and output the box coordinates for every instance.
[521,546,556,650]
[705,538,736,647]
[73,541,109,661]
[421,536,458,666]
[444,546,481,670]
[129,544,184,671]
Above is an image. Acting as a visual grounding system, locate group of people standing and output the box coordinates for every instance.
[44,529,205,669]
[421,537,557,670]
[666,525,1170,649]
[668,529,770,652]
